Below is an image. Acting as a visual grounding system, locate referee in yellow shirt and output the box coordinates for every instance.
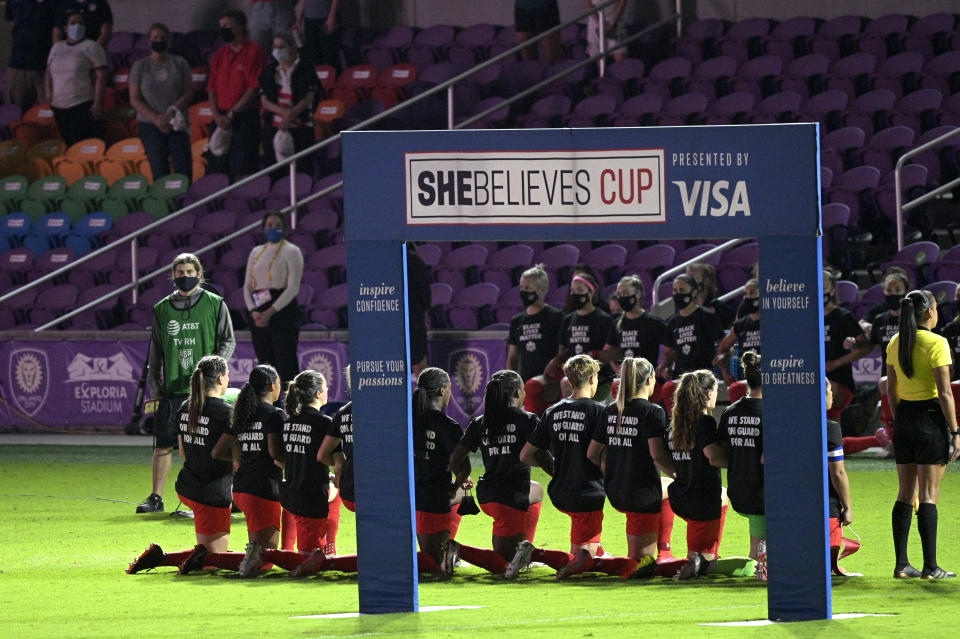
[886,289,960,580]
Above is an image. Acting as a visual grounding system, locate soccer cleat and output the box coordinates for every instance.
[755,540,768,582]
[135,493,164,513]
[126,543,164,574]
[504,540,535,579]
[177,544,209,575]
[874,427,892,449]
[440,539,461,577]
[894,564,922,579]
[323,542,336,556]
[555,548,592,580]
[921,566,957,580]
[697,553,717,576]
[290,549,326,578]
[657,548,677,563]
[629,554,657,579]
[674,554,701,581]
[238,542,262,578]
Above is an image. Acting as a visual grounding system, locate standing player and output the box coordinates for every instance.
[667,369,728,580]
[210,364,285,577]
[137,253,236,514]
[825,381,861,577]
[887,290,959,579]
[599,274,665,385]
[521,354,606,579]
[716,351,765,579]
[713,278,761,404]
[587,357,676,579]
[823,270,872,420]
[507,264,563,415]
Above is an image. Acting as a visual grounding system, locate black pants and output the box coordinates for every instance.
[53,100,98,146]
[303,17,341,70]
[206,109,260,179]
[139,121,192,180]
[250,298,301,385]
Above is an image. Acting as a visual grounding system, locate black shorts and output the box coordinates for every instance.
[154,395,188,449]
[893,399,949,465]
[515,1,560,34]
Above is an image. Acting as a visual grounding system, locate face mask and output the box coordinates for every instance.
[617,295,637,313]
[519,290,539,307]
[273,47,292,65]
[174,276,199,293]
[885,294,904,311]
[220,27,235,43]
[739,297,760,316]
[673,292,693,309]
[67,23,85,41]
[823,292,835,305]
[265,227,285,243]
[570,293,590,310]
[150,40,169,53]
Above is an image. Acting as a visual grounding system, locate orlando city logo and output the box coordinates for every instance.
[10,348,49,416]
[448,348,488,419]
[301,348,342,399]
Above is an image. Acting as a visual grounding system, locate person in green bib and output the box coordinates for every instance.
[136,253,236,514]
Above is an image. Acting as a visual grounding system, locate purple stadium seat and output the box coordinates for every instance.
[826,52,877,97]
[434,244,489,290]
[644,57,692,89]
[457,97,510,129]
[870,52,924,97]
[676,18,727,64]
[822,202,851,229]
[763,16,816,62]
[446,282,501,330]
[687,56,738,101]
[658,92,709,126]
[779,53,831,97]
[517,95,572,129]
[863,13,909,39]
[582,244,627,280]
[501,60,544,97]
[675,243,719,267]
[924,280,957,307]
[37,283,79,311]
[613,93,663,127]
[0,104,23,140]
[822,125,866,153]
[796,89,849,125]
[749,90,803,124]
[880,240,941,283]
[809,15,864,60]
[306,244,346,283]
[415,243,443,268]
[625,244,675,275]
[178,173,229,213]
[891,88,944,134]
[539,243,581,273]
[477,244,535,290]
[546,284,569,309]
[722,242,759,266]
[0,247,34,283]
[835,280,859,306]
[704,91,755,125]
[821,166,834,189]
[856,125,916,173]
[921,52,960,96]
[223,175,271,213]
[564,94,617,127]
[844,88,896,138]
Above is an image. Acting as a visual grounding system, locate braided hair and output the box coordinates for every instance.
[481,369,524,441]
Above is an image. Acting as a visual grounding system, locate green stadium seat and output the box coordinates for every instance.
[0,175,29,213]
[142,173,190,218]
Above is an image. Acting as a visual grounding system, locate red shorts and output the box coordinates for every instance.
[728,380,747,405]
[479,501,527,538]
[829,517,842,548]
[232,492,280,534]
[292,513,330,552]
[342,498,356,513]
[178,494,230,536]
[622,511,660,537]
[560,509,603,545]
[416,507,460,536]
[684,518,722,554]
[827,382,854,420]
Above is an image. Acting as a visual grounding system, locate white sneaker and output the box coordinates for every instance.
[238,542,262,578]
[504,540,535,579]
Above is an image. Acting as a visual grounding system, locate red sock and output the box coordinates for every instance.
[713,504,728,555]
[204,552,244,571]
[530,548,573,570]
[879,395,893,430]
[281,509,297,550]
[158,549,194,566]
[524,378,548,415]
[417,551,440,573]
[322,554,358,572]
[457,544,509,573]
[323,494,342,552]
[593,555,638,578]
[843,436,879,455]
[655,557,687,577]
[658,498,675,555]
[261,549,308,571]
[524,502,542,541]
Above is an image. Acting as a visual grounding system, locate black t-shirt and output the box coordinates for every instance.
[413,409,462,514]
[824,306,864,392]
[827,419,844,519]
[508,305,563,381]
[718,397,764,515]
[327,401,354,502]
[228,402,284,501]
[863,300,887,325]
[606,313,665,365]
[705,298,735,329]
[528,397,605,512]
[459,407,538,511]
[174,397,233,508]
[560,308,615,381]
[593,398,666,513]
[732,314,762,356]
[665,307,724,376]
[280,407,331,519]
[870,310,901,370]
[666,414,722,521]
[7,0,56,71]
[940,321,960,381]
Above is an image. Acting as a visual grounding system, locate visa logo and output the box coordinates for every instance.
[673,180,751,217]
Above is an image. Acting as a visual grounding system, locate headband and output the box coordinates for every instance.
[572,275,596,292]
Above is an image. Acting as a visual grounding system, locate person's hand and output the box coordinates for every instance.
[213,112,231,129]
[544,359,560,378]
[90,103,103,119]
[952,434,960,462]
[255,307,277,327]
[154,112,172,134]
[232,460,241,472]
[842,336,857,351]
[841,507,852,526]
[721,370,734,386]
[325,13,337,34]
[656,363,670,379]
[294,14,304,31]
[461,477,474,490]
[278,113,293,130]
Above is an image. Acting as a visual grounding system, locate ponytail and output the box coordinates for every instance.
[897,290,934,379]
[187,355,227,433]
[616,357,654,432]
[230,364,278,434]
[741,350,762,390]
[481,370,523,440]
[413,367,450,458]
[670,369,717,452]
[284,369,326,416]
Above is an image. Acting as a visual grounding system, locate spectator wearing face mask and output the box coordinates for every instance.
[45,10,107,145]
[259,32,320,176]
[129,22,194,180]
[52,0,112,49]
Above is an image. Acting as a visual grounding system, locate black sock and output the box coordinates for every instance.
[917,503,939,572]
[892,500,913,569]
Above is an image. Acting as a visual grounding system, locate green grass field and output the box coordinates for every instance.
[1,444,958,638]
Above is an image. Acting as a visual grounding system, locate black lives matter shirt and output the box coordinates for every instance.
[718,397,763,515]
[414,410,462,514]
[666,414,722,521]
[940,321,960,380]
[732,315,761,356]
[459,407,539,511]
[593,398,666,513]
[280,406,331,519]
[824,306,865,392]
[228,402,284,501]
[508,305,563,381]
[175,397,233,508]
[560,308,615,381]
[606,313,665,365]
[327,402,354,502]
[528,397,605,512]
[665,307,724,376]
[870,309,900,370]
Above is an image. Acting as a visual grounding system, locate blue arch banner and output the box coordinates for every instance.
[343,124,827,620]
